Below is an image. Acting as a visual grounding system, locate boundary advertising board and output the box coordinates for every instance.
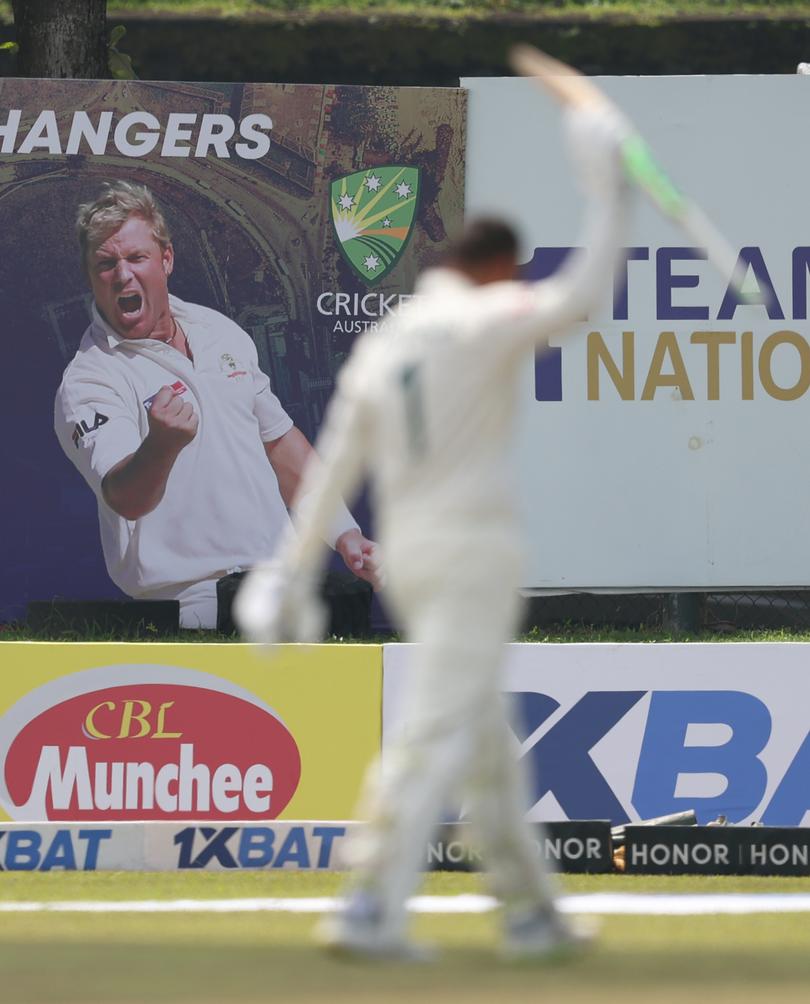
[384,642,810,828]
[0,819,611,872]
[464,74,810,589]
[7,641,810,829]
[0,643,381,823]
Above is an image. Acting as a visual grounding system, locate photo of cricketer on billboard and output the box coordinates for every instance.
[0,79,465,625]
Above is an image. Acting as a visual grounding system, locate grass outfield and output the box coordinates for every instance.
[3,873,810,1003]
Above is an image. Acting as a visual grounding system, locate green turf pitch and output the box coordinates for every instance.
[2,873,810,1004]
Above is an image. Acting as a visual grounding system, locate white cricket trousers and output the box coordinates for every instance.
[345,535,559,938]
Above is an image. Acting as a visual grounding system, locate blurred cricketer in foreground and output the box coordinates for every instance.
[235,102,635,959]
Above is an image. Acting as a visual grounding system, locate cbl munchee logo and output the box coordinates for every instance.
[0,667,301,822]
[330,166,420,285]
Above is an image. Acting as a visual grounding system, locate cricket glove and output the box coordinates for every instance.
[564,102,632,196]
[233,559,327,645]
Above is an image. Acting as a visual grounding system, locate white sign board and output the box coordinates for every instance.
[383,642,810,827]
[464,75,810,588]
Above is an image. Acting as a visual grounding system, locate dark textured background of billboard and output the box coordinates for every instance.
[0,79,466,621]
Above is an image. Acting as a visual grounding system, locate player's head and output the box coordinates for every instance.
[444,217,519,285]
[77,180,172,268]
[77,181,174,340]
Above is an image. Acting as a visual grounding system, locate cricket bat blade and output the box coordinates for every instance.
[509,44,610,111]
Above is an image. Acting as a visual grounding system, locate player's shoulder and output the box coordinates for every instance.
[471,278,540,327]
[58,324,115,390]
[172,297,252,345]
[477,277,531,307]
[342,329,379,369]
[337,329,391,390]
[172,296,226,326]
[55,342,116,421]
[412,268,529,329]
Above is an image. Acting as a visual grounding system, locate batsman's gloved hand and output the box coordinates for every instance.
[233,559,327,646]
[564,102,632,196]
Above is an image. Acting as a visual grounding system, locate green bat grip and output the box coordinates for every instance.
[621,132,758,304]
[621,133,687,220]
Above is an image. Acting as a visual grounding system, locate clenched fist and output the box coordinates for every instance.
[147,385,198,452]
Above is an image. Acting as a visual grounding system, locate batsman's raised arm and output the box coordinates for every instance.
[511,44,749,303]
[491,103,633,355]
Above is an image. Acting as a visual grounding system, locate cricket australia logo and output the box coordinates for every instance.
[330,166,420,285]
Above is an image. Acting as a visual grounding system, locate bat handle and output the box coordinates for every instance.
[621,134,759,306]
[621,133,686,219]
[679,202,754,305]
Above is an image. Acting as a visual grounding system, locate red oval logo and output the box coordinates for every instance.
[4,684,301,821]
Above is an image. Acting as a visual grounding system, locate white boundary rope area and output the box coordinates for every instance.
[3,893,810,915]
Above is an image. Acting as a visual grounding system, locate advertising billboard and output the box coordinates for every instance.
[383,642,810,827]
[0,642,382,822]
[0,79,465,621]
[0,821,351,871]
[464,74,810,589]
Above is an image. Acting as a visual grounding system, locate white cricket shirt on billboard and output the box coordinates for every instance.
[54,295,294,597]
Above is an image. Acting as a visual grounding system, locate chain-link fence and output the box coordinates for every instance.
[520,590,810,634]
[21,587,810,639]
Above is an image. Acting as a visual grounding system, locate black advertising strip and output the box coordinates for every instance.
[542,821,613,873]
[26,600,180,637]
[425,820,613,874]
[624,826,810,876]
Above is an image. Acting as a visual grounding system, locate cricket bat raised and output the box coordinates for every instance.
[510,44,752,302]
